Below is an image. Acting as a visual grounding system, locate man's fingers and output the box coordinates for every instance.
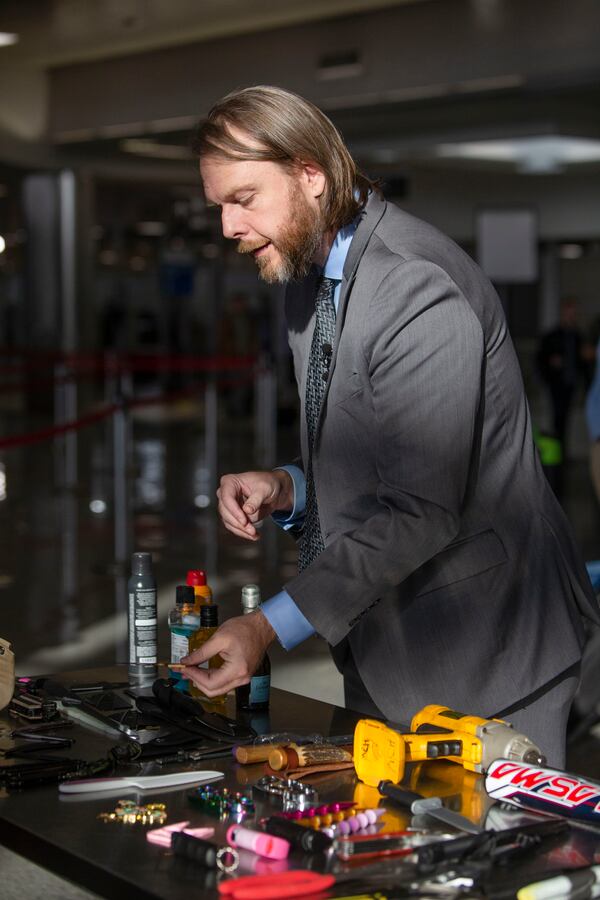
[242,487,272,517]
[222,516,259,541]
[182,614,275,698]
[218,503,259,540]
[183,662,246,697]
[217,471,285,536]
[181,632,225,667]
[217,483,249,528]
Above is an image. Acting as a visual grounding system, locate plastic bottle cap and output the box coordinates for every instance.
[131,552,153,575]
[186,570,207,586]
[176,585,195,606]
[200,605,218,627]
[194,586,213,602]
[241,584,261,610]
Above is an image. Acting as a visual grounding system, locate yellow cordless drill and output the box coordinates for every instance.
[354,704,546,788]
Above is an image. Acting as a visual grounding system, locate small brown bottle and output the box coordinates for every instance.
[235,584,271,711]
[188,604,225,703]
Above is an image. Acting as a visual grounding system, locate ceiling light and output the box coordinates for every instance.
[99,122,145,139]
[435,136,600,173]
[121,138,190,160]
[0,33,18,48]
[0,236,5,254]
[148,115,198,134]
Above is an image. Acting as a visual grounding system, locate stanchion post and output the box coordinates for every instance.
[52,359,78,491]
[59,488,80,643]
[254,361,277,470]
[53,361,66,487]
[204,374,218,505]
[64,367,78,492]
[113,374,131,571]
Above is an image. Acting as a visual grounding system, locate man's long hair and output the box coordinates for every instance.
[193,85,377,231]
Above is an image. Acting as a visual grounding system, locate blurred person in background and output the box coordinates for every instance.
[536,297,588,458]
[585,319,600,507]
[181,85,599,766]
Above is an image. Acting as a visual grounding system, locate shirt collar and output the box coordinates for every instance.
[323,218,359,281]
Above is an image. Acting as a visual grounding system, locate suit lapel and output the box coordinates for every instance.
[314,193,388,440]
[289,194,388,460]
[287,267,319,465]
[338,192,387,323]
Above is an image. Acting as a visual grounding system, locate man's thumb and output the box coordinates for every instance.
[243,490,266,515]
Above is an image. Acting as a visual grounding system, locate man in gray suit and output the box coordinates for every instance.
[181,85,598,766]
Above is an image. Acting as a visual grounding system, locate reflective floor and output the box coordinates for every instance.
[1,366,600,695]
[1,371,600,898]
[0,385,346,707]
[1,371,600,700]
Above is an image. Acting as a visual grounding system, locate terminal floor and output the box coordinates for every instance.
[1,395,600,898]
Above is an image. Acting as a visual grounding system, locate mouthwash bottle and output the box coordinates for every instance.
[168,584,200,690]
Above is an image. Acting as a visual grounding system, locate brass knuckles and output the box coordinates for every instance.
[216,845,239,874]
[253,775,318,810]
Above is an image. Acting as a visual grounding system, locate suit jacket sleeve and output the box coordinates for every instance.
[283,259,486,647]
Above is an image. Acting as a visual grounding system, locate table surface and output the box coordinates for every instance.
[1,666,599,900]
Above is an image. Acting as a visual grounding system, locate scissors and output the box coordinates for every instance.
[218,870,335,899]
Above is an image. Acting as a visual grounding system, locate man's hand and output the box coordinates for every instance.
[217,469,294,541]
[179,611,276,698]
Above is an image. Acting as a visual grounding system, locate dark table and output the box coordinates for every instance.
[1,666,600,899]
[0,666,363,900]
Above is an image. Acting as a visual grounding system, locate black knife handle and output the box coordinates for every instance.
[378,780,428,808]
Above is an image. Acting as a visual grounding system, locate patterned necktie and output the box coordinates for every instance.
[298,276,336,572]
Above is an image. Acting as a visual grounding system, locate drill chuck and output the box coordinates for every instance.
[522,748,547,766]
[479,725,546,772]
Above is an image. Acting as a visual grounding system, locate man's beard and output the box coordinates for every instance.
[238,183,323,284]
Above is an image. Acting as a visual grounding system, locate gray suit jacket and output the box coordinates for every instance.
[283,192,599,721]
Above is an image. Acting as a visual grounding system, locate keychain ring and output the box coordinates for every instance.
[216,845,239,874]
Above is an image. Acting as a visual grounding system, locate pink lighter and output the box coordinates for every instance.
[226,825,290,860]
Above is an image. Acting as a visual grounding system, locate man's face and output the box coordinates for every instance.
[200,149,326,283]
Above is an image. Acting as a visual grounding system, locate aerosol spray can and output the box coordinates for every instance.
[128,552,158,685]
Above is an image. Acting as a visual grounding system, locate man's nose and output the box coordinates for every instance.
[221,205,245,240]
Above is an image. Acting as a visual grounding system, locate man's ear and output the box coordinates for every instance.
[298,160,326,199]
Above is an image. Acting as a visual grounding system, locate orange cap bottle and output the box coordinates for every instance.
[186,569,213,607]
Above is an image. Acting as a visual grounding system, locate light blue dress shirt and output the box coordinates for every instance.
[262,220,358,650]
